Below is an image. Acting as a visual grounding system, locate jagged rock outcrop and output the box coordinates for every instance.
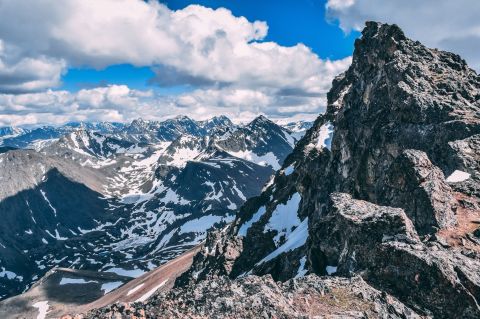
[175,21,480,318]
[380,149,456,234]
[309,193,480,317]
[308,192,419,277]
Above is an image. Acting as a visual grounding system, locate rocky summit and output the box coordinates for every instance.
[79,21,480,318]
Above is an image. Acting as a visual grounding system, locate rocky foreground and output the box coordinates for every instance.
[80,21,480,319]
[82,275,419,319]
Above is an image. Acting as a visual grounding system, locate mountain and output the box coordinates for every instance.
[0,267,131,319]
[0,149,130,299]
[81,22,480,318]
[63,121,126,134]
[0,122,125,149]
[0,248,200,319]
[43,129,146,161]
[198,115,234,134]
[0,126,66,149]
[213,115,296,170]
[114,116,213,144]
[91,115,297,266]
[0,114,298,300]
[0,127,26,138]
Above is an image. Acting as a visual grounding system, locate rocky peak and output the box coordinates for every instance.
[198,116,235,136]
[323,21,480,229]
[247,115,272,128]
[174,22,480,318]
[330,21,479,124]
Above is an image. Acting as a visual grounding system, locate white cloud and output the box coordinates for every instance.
[0,0,346,94]
[0,78,348,126]
[0,0,353,123]
[326,0,480,70]
[0,85,155,126]
[0,39,66,93]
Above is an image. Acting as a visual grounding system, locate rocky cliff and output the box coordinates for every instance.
[82,21,480,318]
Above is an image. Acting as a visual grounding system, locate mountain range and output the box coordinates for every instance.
[2,21,479,319]
[74,21,480,318]
[0,114,310,300]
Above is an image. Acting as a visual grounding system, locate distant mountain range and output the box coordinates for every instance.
[0,115,312,299]
[0,116,312,148]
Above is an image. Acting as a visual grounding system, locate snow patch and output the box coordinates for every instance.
[446,170,470,183]
[105,267,145,278]
[59,277,97,285]
[127,283,145,296]
[135,279,168,302]
[33,301,49,319]
[326,265,337,275]
[316,122,334,150]
[227,150,280,170]
[40,190,57,217]
[238,206,266,237]
[257,217,309,265]
[283,164,295,176]
[295,256,308,278]
[264,193,302,245]
[101,281,124,294]
[179,215,224,235]
[0,267,19,280]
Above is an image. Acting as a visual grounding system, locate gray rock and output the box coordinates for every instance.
[380,149,457,234]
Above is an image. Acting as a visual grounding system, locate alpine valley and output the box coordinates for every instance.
[0,114,309,301]
[1,21,480,319]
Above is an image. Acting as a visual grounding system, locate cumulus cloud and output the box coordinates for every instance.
[1,75,359,126]
[0,0,347,94]
[0,85,155,126]
[326,0,480,70]
[0,39,66,93]
[0,0,353,124]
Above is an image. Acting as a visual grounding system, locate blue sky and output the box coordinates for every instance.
[1,0,478,126]
[61,0,358,93]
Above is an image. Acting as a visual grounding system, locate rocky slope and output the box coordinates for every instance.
[0,268,131,319]
[161,22,480,318]
[0,247,200,319]
[0,150,129,299]
[87,274,419,319]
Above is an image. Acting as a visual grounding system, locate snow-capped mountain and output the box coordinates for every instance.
[0,123,125,149]
[213,115,296,170]
[198,115,234,134]
[281,120,314,133]
[0,149,126,298]
[114,116,225,144]
[0,114,299,299]
[174,22,480,319]
[0,127,26,138]
[43,129,146,161]
[281,120,314,140]
[0,127,62,149]
[63,121,126,134]
[0,127,24,151]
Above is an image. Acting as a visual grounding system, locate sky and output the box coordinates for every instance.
[0,0,479,126]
